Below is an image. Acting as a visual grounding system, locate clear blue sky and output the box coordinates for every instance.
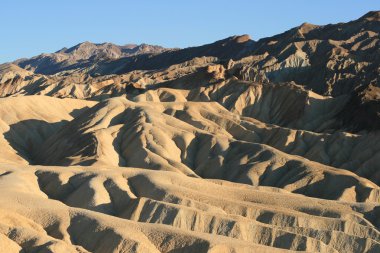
[1,0,379,63]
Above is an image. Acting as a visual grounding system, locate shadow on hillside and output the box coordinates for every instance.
[70,106,93,118]
[3,119,68,164]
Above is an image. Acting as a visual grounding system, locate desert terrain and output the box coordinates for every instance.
[0,11,379,252]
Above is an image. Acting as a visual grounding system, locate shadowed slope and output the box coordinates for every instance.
[0,96,96,164]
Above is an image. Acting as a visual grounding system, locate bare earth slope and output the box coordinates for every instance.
[2,163,380,253]
[0,96,96,164]
[0,11,379,253]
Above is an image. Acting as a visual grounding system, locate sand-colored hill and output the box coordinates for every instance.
[0,96,96,164]
[18,96,374,203]
[1,163,380,252]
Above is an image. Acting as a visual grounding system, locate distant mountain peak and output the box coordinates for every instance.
[13,40,170,74]
[360,10,380,21]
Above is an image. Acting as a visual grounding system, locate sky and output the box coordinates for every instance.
[1,0,379,63]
